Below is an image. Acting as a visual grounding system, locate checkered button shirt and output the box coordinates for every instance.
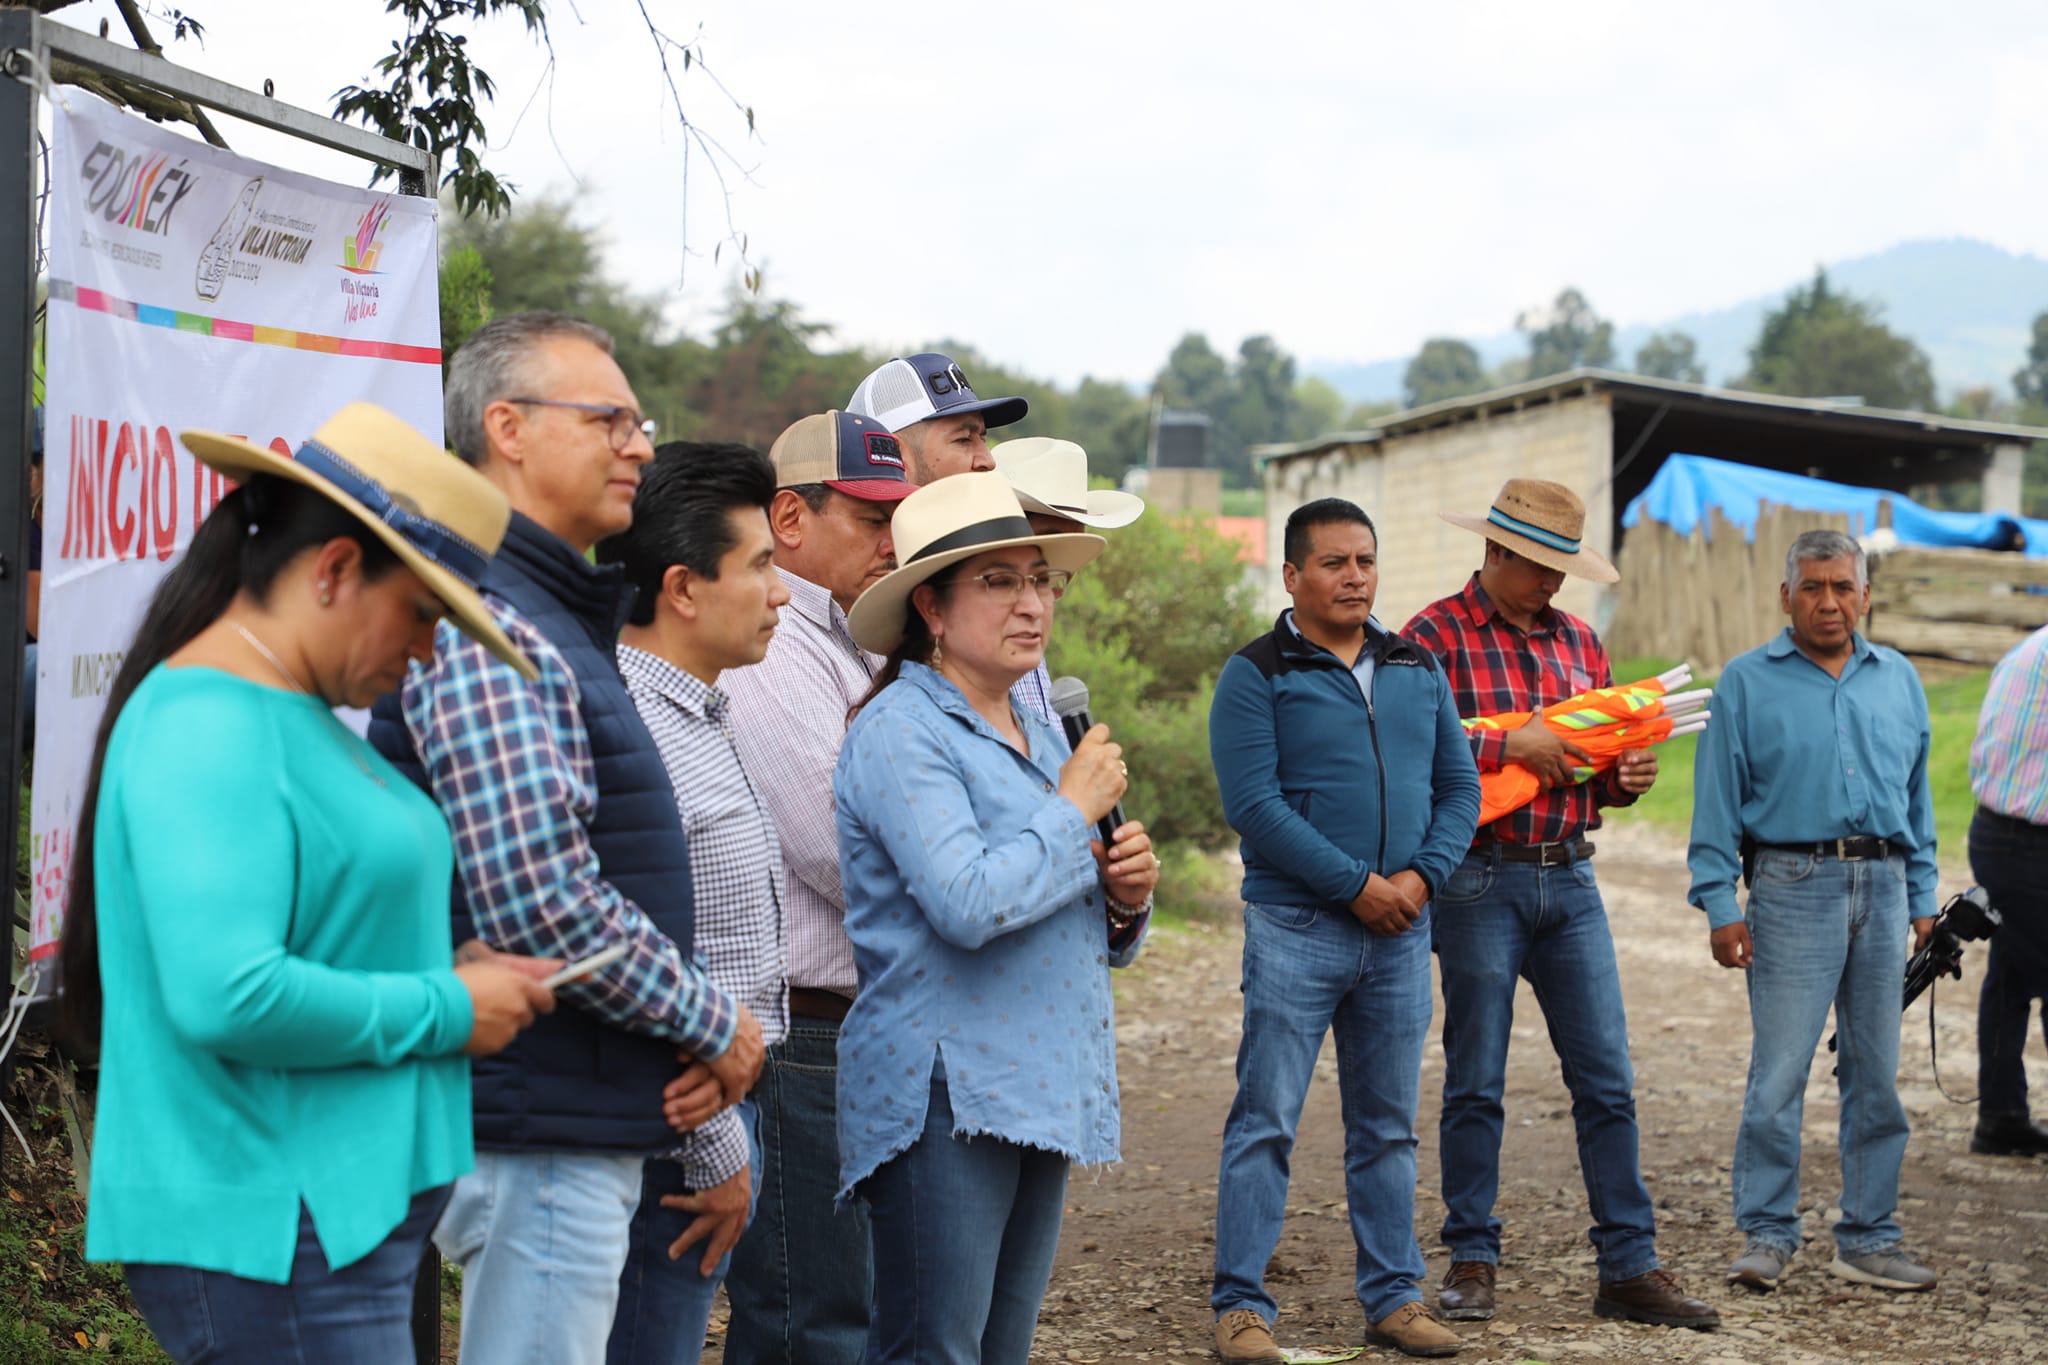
[1403,573,1636,845]
[396,602,735,1059]
[619,645,789,1190]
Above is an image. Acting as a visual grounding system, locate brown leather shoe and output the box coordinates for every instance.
[1214,1308,1283,1363]
[1364,1300,1463,1357]
[1437,1260,1496,1321]
[1592,1268,1721,1330]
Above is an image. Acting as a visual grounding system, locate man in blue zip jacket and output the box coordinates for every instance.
[1208,498,1481,1362]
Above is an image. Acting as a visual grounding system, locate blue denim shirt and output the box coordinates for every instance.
[832,662,1143,1199]
[1688,629,1937,929]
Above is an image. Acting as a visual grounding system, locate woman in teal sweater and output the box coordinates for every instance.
[57,404,558,1364]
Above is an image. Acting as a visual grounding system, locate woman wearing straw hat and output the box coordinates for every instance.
[833,472,1160,1362]
[59,403,561,1363]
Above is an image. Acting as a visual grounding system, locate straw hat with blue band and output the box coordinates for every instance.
[846,471,1105,655]
[1440,478,1618,584]
[181,402,539,679]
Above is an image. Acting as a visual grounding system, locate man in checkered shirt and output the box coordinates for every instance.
[719,410,916,1364]
[598,440,793,1364]
[1404,479,1717,1334]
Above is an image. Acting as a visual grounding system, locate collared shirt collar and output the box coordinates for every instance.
[778,567,852,635]
[1280,607,1388,656]
[1765,626,1875,665]
[617,643,727,724]
[900,660,1044,749]
[1456,571,1558,634]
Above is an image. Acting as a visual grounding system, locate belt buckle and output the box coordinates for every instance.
[1540,842,1566,868]
[1831,838,1849,860]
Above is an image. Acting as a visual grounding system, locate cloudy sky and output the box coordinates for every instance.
[42,0,2048,386]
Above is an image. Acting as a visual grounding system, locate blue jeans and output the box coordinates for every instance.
[1433,852,1659,1282]
[1735,849,1911,1255]
[607,1102,762,1365]
[125,1186,449,1364]
[724,1020,872,1365]
[862,1067,1069,1365]
[1212,899,1433,1324]
[435,1150,646,1365]
[1969,808,2048,1120]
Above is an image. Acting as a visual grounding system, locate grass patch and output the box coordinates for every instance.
[1150,840,1240,928]
[1606,655,1989,859]
[0,1044,171,1363]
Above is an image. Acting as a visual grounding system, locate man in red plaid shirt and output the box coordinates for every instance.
[1404,479,1719,1334]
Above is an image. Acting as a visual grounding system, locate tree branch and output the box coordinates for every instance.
[111,0,228,148]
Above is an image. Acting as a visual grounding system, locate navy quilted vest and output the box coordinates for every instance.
[369,512,698,1154]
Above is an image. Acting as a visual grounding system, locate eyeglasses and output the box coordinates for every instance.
[944,569,1073,603]
[506,398,655,451]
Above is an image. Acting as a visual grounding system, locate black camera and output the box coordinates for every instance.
[1902,886,2001,1013]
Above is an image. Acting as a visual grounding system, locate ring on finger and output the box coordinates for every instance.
[1117,760,1128,775]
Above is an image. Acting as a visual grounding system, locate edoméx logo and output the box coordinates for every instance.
[341,198,391,274]
[80,141,199,236]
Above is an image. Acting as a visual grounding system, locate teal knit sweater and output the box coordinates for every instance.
[84,666,475,1282]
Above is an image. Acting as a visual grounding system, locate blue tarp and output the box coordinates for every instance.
[1622,454,2048,559]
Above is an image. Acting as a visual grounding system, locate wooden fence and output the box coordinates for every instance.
[1867,547,2048,665]
[1608,502,2048,673]
[1607,503,1852,673]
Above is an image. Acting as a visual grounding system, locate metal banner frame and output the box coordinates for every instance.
[0,14,443,1357]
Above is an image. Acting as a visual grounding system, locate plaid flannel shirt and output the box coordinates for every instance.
[1403,574,1635,845]
[398,602,735,1059]
[619,645,789,1190]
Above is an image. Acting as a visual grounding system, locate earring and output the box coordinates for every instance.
[931,638,944,670]
[318,581,333,607]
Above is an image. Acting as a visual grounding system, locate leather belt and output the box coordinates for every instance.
[1480,838,1594,867]
[1759,837,1890,861]
[1976,805,2048,836]
[787,987,853,1023]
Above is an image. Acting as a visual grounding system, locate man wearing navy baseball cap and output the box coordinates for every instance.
[720,410,912,1364]
[846,351,1028,485]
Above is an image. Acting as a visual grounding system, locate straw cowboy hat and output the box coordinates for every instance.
[847,471,1105,655]
[182,402,537,679]
[1442,478,1619,584]
[994,437,1146,529]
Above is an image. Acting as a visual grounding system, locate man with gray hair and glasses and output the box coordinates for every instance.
[1688,528,1939,1297]
[372,312,763,1364]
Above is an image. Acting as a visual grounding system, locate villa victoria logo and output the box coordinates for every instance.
[338,199,394,325]
[342,199,391,274]
[192,176,319,302]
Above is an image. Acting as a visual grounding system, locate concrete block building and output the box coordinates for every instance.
[1253,369,2044,630]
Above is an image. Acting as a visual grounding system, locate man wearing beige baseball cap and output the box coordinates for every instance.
[1404,480,1719,1333]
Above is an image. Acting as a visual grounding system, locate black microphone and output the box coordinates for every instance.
[1048,675,1127,850]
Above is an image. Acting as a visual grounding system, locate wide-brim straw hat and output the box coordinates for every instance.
[182,402,538,679]
[994,436,1146,529]
[846,471,1105,655]
[1441,478,1618,584]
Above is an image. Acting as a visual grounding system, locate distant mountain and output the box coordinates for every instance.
[1310,238,2048,406]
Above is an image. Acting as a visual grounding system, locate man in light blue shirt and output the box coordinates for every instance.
[1688,529,1938,1297]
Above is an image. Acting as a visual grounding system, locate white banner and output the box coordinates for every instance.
[32,92,443,966]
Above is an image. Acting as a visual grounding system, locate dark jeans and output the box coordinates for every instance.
[723,1019,872,1365]
[124,1186,449,1364]
[862,1069,1069,1365]
[1969,808,2048,1120]
[1433,851,1660,1281]
[607,1102,761,1365]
